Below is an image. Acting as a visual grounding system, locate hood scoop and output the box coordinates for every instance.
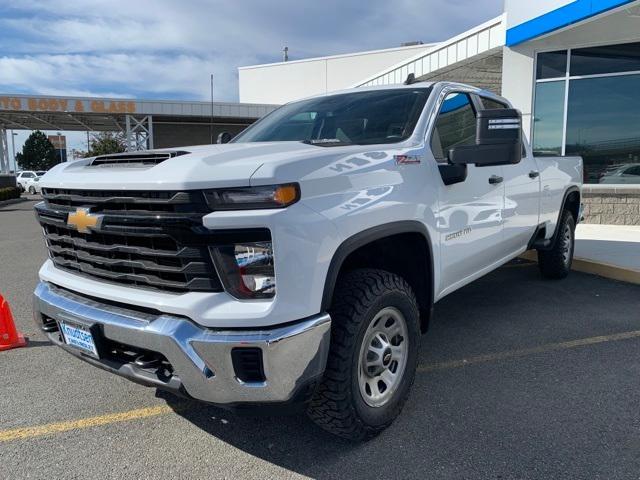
[90,150,190,167]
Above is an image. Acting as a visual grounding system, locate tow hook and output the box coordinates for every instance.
[134,353,162,369]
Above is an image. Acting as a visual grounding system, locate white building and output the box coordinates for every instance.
[239,0,640,202]
[238,43,436,105]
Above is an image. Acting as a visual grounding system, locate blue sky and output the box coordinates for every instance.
[0,0,503,157]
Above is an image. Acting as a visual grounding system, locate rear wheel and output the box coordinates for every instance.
[538,209,575,279]
[307,269,420,441]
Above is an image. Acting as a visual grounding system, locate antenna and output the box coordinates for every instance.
[404,73,416,85]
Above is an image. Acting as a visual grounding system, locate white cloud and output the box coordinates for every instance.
[0,52,254,100]
[1,0,503,164]
[0,0,503,101]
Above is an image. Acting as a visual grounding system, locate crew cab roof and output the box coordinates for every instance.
[289,81,510,108]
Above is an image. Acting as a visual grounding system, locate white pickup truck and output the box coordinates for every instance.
[33,82,582,440]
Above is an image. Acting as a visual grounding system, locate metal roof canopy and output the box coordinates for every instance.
[0,93,279,132]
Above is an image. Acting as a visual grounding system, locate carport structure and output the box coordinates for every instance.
[0,94,278,172]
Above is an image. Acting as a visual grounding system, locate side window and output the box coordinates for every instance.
[480,97,509,110]
[23,172,34,178]
[430,93,477,162]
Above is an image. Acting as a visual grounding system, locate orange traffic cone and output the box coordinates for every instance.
[0,294,27,351]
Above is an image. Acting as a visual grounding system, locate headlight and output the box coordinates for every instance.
[211,241,275,299]
[204,184,299,210]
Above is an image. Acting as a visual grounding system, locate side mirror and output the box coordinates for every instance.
[438,164,467,186]
[448,108,523,167]
[217,131,233,144]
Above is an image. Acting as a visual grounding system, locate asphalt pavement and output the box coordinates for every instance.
[1,199,639,479]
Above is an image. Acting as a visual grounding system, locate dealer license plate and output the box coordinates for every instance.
[59,320,99,357]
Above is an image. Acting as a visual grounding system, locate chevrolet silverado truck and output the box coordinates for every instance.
[33,81,582,440]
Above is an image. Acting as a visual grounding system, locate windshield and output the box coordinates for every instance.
[234,88,431,146]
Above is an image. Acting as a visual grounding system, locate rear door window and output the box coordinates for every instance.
[480,97,509,110]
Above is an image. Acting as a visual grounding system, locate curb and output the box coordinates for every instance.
[0,197,28,209]
[572,257,640,285]
[520,251,640,285]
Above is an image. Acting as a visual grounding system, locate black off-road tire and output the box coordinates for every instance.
[307,268,420,441]
[538,209,576,279]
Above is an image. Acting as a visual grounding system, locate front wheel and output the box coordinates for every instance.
[28,186,35,194]
[307,269,420,441]
[537,209,576,279]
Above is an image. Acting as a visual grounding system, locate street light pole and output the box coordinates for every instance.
[210,74,214,144]
[11,131,17,172]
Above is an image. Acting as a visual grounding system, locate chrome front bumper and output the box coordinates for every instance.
[33,282,331,405]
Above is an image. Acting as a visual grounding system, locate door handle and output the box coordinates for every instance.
[529,170,540,179]
[488,175,503,185]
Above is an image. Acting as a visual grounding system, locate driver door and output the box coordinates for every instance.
[431,92,505,296]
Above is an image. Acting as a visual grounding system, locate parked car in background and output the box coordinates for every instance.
[16,171,38,191]
[599,164,640,184]
[25,176,43,195]
[16,170,47,191]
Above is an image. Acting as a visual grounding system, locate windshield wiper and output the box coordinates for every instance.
[301,139,352,147]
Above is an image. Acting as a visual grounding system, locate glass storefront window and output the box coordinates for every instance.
[533,81,565,156]
[570,42,640,77]
[565,74,640,184]
[534,42,640,184]
[536,50,568,79]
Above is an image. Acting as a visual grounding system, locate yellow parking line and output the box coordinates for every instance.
[418,330,640,372]
[0,405,175,443]
[3,330,640,444]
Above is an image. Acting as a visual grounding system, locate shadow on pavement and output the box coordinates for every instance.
[160,392,360,478]
[159,266,640,479]
[25,339,55,349]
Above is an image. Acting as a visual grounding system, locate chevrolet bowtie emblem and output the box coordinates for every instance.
[67,208,103,234]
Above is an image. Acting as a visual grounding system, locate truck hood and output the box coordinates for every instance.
[40,142,381,191]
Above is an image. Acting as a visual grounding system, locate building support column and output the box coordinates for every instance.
[0,128,10,174]
[124,115,154,151]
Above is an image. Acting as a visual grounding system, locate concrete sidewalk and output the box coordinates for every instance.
[574,224,640,283]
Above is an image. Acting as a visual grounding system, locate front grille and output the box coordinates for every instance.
[36,188,225,293]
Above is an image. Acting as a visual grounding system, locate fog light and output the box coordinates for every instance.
[211,242,275,299]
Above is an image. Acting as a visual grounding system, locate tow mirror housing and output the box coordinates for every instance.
[217,131,233,144]
[448,108,523,167]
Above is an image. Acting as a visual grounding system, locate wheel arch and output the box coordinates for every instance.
[321,221,435,333]
[551,185,581,241]
[563,186,581,223]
